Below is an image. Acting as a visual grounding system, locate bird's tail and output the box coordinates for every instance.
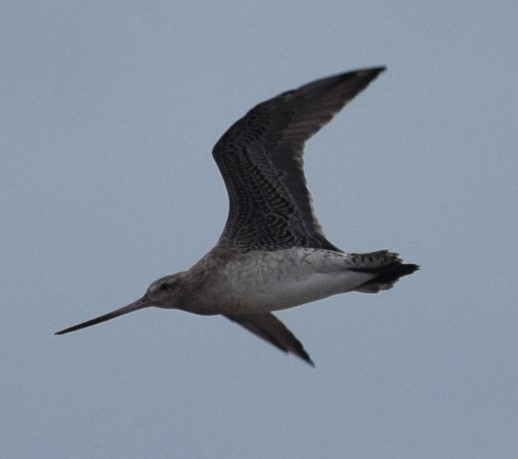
[347,250,419,293]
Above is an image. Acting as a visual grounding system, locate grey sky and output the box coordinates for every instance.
[2,2,517,458]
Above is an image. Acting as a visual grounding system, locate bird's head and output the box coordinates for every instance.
[145,272,187,307]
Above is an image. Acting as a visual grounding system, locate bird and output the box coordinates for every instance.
[55,66,418,365]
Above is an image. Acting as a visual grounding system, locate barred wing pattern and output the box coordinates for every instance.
[213,67,385,253]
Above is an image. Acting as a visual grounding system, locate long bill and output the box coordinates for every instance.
[55,296,152,335]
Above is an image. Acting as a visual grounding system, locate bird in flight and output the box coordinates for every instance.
[56,67,418,365]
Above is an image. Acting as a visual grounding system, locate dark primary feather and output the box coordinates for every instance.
[213,67,385,253]
[225,312,314,365]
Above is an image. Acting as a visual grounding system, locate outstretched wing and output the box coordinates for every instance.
[225,312,314,365]
[213,67,385,252]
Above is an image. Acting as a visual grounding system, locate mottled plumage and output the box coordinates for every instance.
[56,67,418,365]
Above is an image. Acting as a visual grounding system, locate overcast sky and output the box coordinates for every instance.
[2,2,517,458]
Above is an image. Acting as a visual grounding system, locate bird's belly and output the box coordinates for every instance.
[235,271,366,313]
[219,248,374,314]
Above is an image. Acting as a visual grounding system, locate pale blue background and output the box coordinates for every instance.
[2,2,517,458]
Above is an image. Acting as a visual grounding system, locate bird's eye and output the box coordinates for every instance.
[159,283,169,291]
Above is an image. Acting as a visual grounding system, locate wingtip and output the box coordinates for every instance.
[358,66,387,79]
[297,349,315,367]
[306,357,316,367]
[329,66,386,93]
[283,344,314,366]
